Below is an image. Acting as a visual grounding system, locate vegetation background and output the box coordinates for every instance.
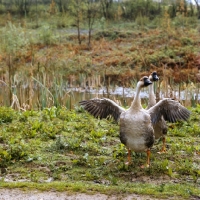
[0,0,200,199]
[0,0,200,109]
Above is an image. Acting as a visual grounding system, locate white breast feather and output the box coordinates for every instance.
[120,109,154,152]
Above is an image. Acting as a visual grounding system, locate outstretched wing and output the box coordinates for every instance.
[148,98,191,124]
[79,98,126,121]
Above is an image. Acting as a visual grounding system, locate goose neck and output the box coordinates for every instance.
[148,83,156,106]
[131,84,143,109]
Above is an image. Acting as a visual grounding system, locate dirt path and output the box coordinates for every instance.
[1,189,199,200]
[0,189,163,200]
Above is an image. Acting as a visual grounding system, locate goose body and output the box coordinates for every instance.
[120,107,154,152]
[79,75,191,166]
[152,119,167,140]
[147,73,167,152]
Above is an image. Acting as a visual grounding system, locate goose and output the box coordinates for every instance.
[80,72,159,122]
[147,73,168,153]
[79,76,190,167]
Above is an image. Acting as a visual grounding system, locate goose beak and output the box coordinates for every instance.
[153,74,159,81]
[144,79,152,86]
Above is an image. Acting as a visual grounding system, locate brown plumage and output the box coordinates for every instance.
[147,72,168,153]
[79,98,125,121]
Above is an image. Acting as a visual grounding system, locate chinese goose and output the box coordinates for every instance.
[80,76,190,167]
[147,73,167,153]
[80,72,159,122]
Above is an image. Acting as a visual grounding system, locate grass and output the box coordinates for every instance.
[0,181,199,198]
[0,105,199,199]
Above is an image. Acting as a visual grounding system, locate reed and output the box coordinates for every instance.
[0,80,11,106]
[32,76,54,109]
[11,94,21,111]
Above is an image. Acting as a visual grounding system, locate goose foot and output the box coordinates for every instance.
[157,149,167,154]
[125,161,130,165]
[140,164,150,168]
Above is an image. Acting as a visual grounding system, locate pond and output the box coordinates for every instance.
[0,82,198,110]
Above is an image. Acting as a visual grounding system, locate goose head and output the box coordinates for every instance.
[138,76,152,88]
[149,71,159,82]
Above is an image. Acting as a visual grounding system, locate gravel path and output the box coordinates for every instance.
[0,189,158,200]
[1,189,199,200]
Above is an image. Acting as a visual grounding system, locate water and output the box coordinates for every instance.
[0,84,149,110]
[69,86,150,108]
[0,82,198,110]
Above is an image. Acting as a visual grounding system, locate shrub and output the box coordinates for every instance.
[0,107,15,124]
[0,22,30,54]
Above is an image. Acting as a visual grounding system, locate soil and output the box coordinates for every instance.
[0,189,169,200]
[1,189,200,200]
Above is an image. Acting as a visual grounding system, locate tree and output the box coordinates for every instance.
[193,0,200,18]
[70,0,85,44]
[85,0,98,48]
[56,0,70,13]
[70,0,98,47]
[100,0,113,19]
[16,0,32,16]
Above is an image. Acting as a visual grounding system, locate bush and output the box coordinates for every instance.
[135,15,150,26]
[38,24,58,45]
[0,107,15,124]
[0,22,30,54]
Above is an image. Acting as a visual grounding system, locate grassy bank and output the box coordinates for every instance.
[0,105,199,198]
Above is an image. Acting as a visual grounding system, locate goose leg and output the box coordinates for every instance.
[158,137,166,154]
[125,149,131,165]
[146,149,150,167]
[140,149,150,168]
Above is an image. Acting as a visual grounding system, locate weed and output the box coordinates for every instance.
[0,22,29,54]
[0,107,15,124]
[38,24,58,45]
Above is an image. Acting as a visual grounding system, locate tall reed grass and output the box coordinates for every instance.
[0,18,199,110]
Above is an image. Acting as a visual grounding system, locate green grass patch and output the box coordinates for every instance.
[0,181,199,199]
[0,106,199,198]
